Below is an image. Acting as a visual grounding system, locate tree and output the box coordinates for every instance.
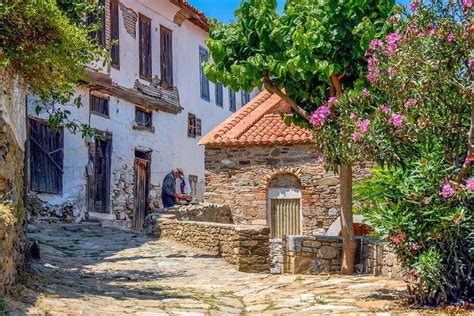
[353,0,473,305]
[205,0,394,273]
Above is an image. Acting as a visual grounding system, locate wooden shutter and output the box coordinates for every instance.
[270,198,301,239]
[229,89,236,112]
[110,0,120,67]
[188,113,196,138]
[28,118,64,194]
[215,83,223,107]
[139,14,152,80]
[199,47,209,100]
[196,118,202,136]
[160,26,173,86]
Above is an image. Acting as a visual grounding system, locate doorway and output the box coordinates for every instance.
[133,150,151,229]
[87,133,112,214]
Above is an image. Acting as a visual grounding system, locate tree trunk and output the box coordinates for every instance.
[340,163,357,274]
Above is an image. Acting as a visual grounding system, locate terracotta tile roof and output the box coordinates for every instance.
[170,0,208,31]
[199,91,313,147]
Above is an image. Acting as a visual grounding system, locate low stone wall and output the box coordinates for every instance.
[170,203,233,224]
[274,235,400,278]
[362,239,401,279]
[146,214,270,272]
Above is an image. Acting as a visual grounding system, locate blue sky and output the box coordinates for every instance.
[188,0,410,24]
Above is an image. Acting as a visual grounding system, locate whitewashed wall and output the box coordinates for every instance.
[27,0,258,222]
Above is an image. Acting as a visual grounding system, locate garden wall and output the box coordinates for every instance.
[0,68,27,293]
[169,203,233,224]
[146,213,270,272]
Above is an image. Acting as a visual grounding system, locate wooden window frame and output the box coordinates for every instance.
[188,113,197,138]
[160,25,173,86]
[199,46,210,101]
[28,117,64,194]
[87,0,106,46]
[134,107,154,132]
[215,82,223,107]
[139,14,152,81]
[110,0,120,68]
[229,89,236,112]
[90,93,110,118]
[241,91,250,106]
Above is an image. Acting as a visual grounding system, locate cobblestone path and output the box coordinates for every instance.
[6,223,411,315]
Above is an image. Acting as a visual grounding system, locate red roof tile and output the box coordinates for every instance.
[199,91,313,147]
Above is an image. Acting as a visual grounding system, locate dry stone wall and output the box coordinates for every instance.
[204,144,372,235]
[0,69,27,293]
[362,239,401,279]
[146,214,270,272]
[169,203,233,224]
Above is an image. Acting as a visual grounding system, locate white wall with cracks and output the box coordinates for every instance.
[26,0,258,223]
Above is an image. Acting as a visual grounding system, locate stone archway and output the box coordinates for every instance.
[267,173,302,239]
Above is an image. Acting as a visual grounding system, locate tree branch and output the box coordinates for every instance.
[330,75,343,96]
[263,75,311,121]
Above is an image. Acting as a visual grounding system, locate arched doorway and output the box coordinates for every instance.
[267,173,302,239]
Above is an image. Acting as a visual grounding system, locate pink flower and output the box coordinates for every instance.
[369,39,384,51]
[379,104,390,113]
[422,196,429,205]
[350,112,357,120]
[362,88,370,97]
[389,113,404,128]
[388,67,396,79]
[447,33,457,42]
[408,242,420,251]
[466,178,474,191]
[359,119,371,133]
[427,25,438,36]
[404,98,417,111]
[310,106,331,127]
[388,230,407,245]
[469,59,474,69]
[385,32,402,56]
[388,14,401,24]
[352,132,361,142]
[441,183,455,198]
[327,96,337,106]
[462,0,472,8]
[409,1,420,11]
[315,156,326,165]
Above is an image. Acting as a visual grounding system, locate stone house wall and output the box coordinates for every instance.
[146,213,270,272]
[204,144,372,235]
[0,68,27,293]
[169,203,233,224]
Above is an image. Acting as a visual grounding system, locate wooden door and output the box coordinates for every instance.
[270,198,301,239]
[87,136,111,214]
[133,158,149,229]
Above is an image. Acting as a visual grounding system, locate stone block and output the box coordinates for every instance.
[317,246,337,259]
[285,236,302,252]
[293,257,313,274]
[312,259,331,274]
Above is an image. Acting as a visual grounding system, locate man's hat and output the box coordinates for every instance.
[176,168,184,177]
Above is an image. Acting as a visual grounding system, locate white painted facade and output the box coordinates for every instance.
[27,0,258,223]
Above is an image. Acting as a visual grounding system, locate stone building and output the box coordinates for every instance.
[26,0,257,227]
[199,91,371,238]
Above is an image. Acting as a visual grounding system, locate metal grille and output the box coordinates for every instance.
[270,198,301,239]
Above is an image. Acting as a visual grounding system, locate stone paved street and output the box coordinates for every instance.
[6,223,414,315]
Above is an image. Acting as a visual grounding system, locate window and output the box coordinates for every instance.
[28,118,64,194]
[188,175,198,197]
[110,0,120,68]
[160,26,173,86]
[215,82,223,107]
[188,113,201,138]
[199,46,210,101]
[139,14,152,80]
[86,0,106,46]
[135,108,153,128]
[229,89,236,112]
[241,91,251,106]
[90,94,109,117]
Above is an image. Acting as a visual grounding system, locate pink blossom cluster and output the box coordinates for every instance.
[446,33,457,42]
[469,58,474,69]
[408,242,420,251]
[466,178,474,191]
[385,32,402,56]
[404,98,417,111]
[352,132,361,142]
[379,103,390,113]
[441,182,455,198]
[388,112,404,128]
[359,119,371,133]
[388,14,401,24]
[388,230,407,245]
[367,57,380,83]
[463,0,472,8]
[362,88,370,97]
[327,96,337,106]
[369,39,384,51]
[310,106,331,127]
[388,67,396,79]
[315,156,325,165]
[408,0,420,12]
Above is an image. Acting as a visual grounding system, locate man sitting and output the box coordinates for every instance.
[161,168,185,208]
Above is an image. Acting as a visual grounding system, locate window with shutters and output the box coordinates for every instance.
[86,0,106,46]
[199,46,210,101]
[241,91,251,106]
[90,94,109,117]
[196,118,202,136]
[160,26,173,86]
[135,108,153,129]
[28,118,64,194]
[139,14,152,80]
[215,82,223,107]
[110,0,120,68]
[229,89,236,112]
[188,113,196,138]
